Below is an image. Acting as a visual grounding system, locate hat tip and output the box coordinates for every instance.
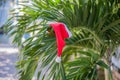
[55,57,61,63]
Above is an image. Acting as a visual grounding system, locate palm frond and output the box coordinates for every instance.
[4,0,120,80]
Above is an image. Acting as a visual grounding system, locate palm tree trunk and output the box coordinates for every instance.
[104,68,109,80]
[104,58,109,80]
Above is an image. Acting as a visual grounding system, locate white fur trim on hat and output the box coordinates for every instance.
[48,22,72,38]
[63,24,72,37]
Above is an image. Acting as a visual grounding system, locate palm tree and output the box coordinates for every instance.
[5,0,120,80]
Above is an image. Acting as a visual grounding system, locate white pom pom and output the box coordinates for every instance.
[55,57,61,63]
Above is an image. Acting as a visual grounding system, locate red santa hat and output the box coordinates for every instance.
[49,22,72,63]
